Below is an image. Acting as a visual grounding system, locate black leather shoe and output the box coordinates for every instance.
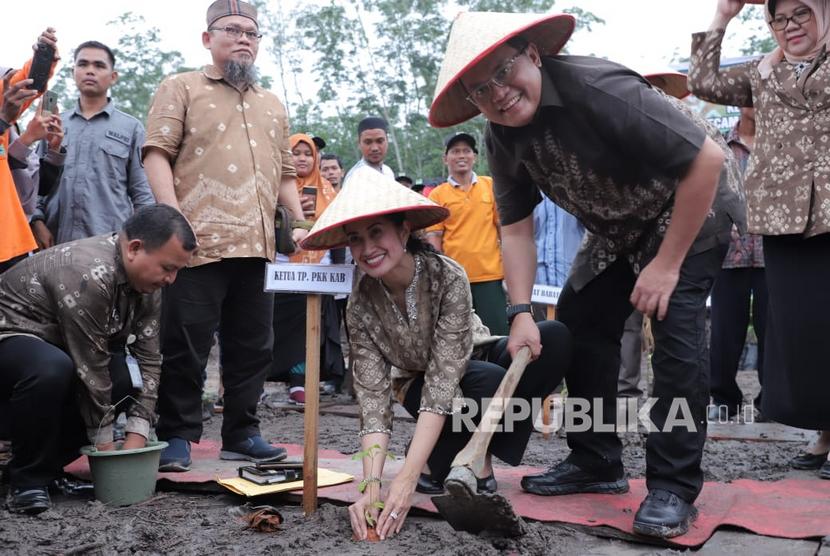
[790,451,829,470]
[820,461,830,480]
[6,486,52,515]
[633,489,697,539]
[476,474,498,494]
[520,460,628,496]
[415,473,444,495]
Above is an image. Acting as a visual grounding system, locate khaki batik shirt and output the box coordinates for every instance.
[689,30,830,237]
[488,55,745,291]
[0,234,161,444]
[143,65,296,267]
[346,252,498,436]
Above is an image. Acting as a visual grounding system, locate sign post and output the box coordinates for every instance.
[531,284,562,440]
[264,263,355,515]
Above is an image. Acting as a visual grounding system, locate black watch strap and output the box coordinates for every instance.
[506,303,533,323]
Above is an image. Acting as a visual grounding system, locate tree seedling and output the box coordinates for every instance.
[351,444,395,542]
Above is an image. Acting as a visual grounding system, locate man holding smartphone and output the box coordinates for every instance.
[0,28,58,273]
[30,41,154,249]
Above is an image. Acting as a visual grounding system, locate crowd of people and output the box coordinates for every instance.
[0,0,827,544]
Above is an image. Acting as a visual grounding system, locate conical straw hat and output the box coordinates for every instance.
[643,68,690,100]
[429,11,575,128]
[299,166,450,251]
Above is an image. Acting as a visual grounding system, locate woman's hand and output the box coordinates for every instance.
[712,0,747,29]
[507,312,541,360]
[348,488,381,540]
[376,473,416,539]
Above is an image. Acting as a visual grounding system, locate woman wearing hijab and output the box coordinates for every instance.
[271,134,343,404]
[689,0,830,478]
[299,167,572,540]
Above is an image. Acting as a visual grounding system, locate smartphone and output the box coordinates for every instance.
[28,43,55,93]
[302,186,317,213]
[41,90,58,113]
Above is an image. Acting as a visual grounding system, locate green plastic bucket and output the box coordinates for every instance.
[80,440,168,506]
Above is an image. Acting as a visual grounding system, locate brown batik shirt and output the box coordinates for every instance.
[689,29,830,237]
[487,55,745,291]
[0,234,161,444]
[346,252,498,436]
[143,65,296,266]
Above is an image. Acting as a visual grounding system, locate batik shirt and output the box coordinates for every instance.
[0,234,161,444]
[144,65,296,266]
[488,55,745,291]
[346,252,497,436]
[723,123,764,269]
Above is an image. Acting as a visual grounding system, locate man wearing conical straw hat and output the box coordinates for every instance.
[430,12,745,538]
[300,167,572,540]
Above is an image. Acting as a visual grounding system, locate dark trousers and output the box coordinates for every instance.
[0,336,134,488]
[402,320,571,482]
[156,258,273,445]
[709,267,767,411]
[557,242,726,503]
[0,253,27,275]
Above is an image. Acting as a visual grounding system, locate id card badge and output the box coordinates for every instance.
[125,353,143,389]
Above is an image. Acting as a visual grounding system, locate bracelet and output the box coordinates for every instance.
[363,476,382,486]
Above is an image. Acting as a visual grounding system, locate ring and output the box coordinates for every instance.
[389,511,399,520]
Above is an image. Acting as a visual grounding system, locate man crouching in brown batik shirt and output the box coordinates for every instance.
[0,204,196,514]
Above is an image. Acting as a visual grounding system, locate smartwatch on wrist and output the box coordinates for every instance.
[506,303,533,324]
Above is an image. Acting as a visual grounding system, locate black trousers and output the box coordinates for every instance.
[0,336,134,488]
[557,242,727,503]
[709,267,767,410]
[761,233,830,429]
[402,320,572,482]
[156,258,273,445]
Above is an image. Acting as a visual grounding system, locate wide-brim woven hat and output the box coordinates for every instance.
[643,69,690,100]
[429,11,576,128]
[299,166,450,251]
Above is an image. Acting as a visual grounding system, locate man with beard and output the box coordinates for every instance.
[142,0,307,471]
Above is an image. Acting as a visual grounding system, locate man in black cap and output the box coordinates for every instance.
[425,132,508,335]
[343,116,395,185]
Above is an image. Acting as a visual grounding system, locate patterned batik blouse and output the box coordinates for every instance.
[346,251,498,436]
[689,29,830,237]
[0,234,161,444]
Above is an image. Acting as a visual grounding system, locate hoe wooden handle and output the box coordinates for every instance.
[449,346,532,478]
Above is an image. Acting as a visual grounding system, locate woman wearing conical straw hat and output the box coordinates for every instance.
[429,11,746,538]
[689,0,830,479]
[299,167,572,540]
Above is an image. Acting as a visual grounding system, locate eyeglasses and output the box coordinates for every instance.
[465,47,527,107]
[768,7,812,31]
[208,26,263,42]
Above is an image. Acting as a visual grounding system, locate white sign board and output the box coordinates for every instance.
[531,284,562,306]
[264,263,355,295]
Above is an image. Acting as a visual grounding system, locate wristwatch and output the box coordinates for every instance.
[0,118,11,135]
[506,303,533,324]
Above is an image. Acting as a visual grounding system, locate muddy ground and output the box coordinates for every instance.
[0,365,823,555]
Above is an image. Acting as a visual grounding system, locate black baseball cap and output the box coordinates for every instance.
[444,132,477,153]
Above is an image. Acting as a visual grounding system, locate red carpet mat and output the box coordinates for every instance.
[66,441,830,547]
